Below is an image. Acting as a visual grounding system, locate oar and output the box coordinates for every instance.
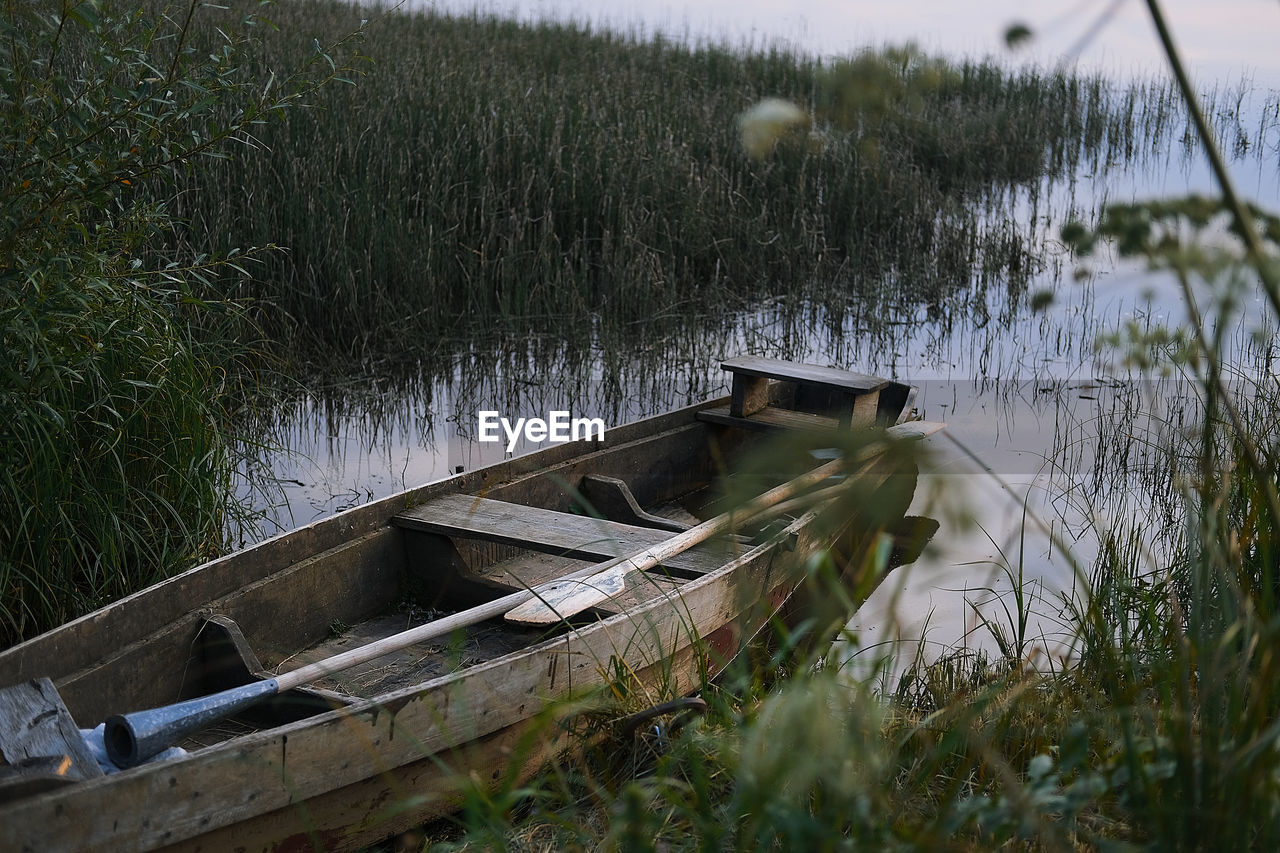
[103,557,641,769]
[104,420,942,768]
[501,486,842,626]
[503,418,945,624]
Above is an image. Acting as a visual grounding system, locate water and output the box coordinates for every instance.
[402,0,1280,88]
[234,1,1280,685]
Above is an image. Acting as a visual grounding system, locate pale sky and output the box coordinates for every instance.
[415,0,1280,86]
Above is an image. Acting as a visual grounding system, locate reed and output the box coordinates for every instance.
[0,0,363,643]
[161,1,1242,365]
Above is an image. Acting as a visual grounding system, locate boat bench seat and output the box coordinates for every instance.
[393,494,731,579]
[698,355,907,433]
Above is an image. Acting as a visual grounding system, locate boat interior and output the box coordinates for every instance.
[176,466,771,748]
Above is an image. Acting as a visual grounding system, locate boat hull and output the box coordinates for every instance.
[0,383,918,852]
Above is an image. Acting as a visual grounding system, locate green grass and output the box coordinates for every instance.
[0,0,358,644]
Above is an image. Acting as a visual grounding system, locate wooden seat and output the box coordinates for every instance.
[393,494,729,579]
[698,356,909,433]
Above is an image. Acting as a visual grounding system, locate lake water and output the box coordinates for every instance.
[410,0,1280,86]
[237,1,1280,685]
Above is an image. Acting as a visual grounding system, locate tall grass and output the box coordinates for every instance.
[0,0,363,644]
[165,1,1211,364]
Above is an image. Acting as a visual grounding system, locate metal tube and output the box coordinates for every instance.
[104,678,280,768]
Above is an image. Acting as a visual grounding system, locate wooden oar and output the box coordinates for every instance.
[102,558,638,769]
[503,418,945,624]
[501,484,844,626]
[505,480,852,625]
[103,420,942,768]
[104,458,852,769]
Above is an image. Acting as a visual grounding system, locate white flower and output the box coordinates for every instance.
[737,98,809,159]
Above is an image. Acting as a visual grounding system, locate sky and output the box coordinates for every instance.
[417,0,1280,87]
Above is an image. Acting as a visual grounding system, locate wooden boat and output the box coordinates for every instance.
[0,357,927,852]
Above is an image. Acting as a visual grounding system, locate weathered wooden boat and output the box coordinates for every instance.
[0,358,930,852]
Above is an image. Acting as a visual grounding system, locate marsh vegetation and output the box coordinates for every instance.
[161,1,1280,361]
[5,0,1280,848]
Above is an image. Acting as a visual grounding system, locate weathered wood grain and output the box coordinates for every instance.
[394,494,727,578]
[730,372,771,418]
[698,403,845,433]
[0,678,103,788]
[721,356,887,394]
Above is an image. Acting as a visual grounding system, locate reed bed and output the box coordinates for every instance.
[164,1,1239,364]
[0,0,349,643]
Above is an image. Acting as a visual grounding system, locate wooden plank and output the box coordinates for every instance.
[147,717,553,852]
[394,495,729,578]
[697,404,850,433]
[0,678,104,788]
[469,551,600,590]
[406,532,688,621]
[279,613,539,699]
[435,547,697,614]
[842,389,882,429]
[721,356,888,395]
[729,373,770,418]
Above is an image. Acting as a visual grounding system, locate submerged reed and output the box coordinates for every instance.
[162,1,1242,364]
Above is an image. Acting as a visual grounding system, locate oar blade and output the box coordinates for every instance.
[505,563,633,625]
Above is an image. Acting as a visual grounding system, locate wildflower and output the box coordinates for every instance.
[737,98,808,159]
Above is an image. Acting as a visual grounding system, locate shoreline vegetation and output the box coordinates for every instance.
[4,0,1280,848]
[164,1,1276,363]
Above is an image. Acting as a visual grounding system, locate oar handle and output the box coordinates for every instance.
[275,592,522,692]
[104,559,628,768]
[105,678,280,768]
